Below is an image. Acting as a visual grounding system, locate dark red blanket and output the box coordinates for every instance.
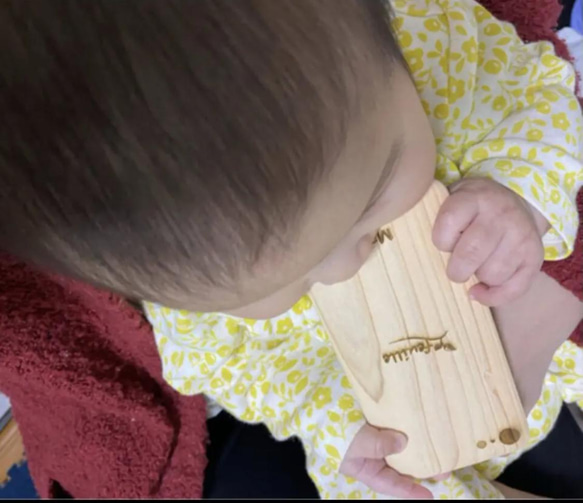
[0,256,208,498]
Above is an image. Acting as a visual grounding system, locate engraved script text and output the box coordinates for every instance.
[373,228,393,244]
[382,332,456,364]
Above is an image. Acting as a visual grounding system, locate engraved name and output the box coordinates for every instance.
[382,332,456,364]
[373,227,393,244]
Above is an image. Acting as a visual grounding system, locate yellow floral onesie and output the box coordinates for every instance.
[145,0,583,499]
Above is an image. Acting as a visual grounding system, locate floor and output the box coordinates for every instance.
[0,463,37,499]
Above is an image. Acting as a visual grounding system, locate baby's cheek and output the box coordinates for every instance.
[315,237,374,286]
[357,233,376,264]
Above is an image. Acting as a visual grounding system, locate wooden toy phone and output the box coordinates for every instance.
[310,181,528,479]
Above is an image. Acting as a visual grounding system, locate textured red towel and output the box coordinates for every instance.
[0,255,208,498]
[0,0,581,498]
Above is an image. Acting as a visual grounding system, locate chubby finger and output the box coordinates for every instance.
[475,235,522,287]
[341,458,433,499]
[430,472,452,482]
[470,262,541,307]
[446,218,502,284]
[432,192,480,253]
[343,424,407,460]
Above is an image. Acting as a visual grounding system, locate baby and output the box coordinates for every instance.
[1,0,582,499]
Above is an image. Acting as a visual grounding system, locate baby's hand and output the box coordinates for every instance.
[432,178,549,307]
[339,424,434,499]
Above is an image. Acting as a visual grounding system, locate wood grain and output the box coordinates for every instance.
[311,181,527,478]
[0,419,25,485]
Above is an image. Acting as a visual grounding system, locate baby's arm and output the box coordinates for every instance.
[456,2,582,260]
[430,0,582,306]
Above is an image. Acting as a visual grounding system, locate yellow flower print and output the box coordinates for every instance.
[397,30,413,49]
[471,147,489,162]
[421,99,431,116]
[292,295,313,315]
[507,146,522,158]
[348,410,363,423]
[547,170,559,185]
[541,53,560,68]
[526,129,544,141]
[544,246,558,260]
[276,317,294,334]
[565,172,576,190]
[461,38,478,63]
[438,50,449,74]
[423,18,441,32]
[341,376,351,389]
[542,89,559,102]
[262,405,276,418]
[274,356,297,372]
[484,23,502,36]
[495,160,512,172]
[492,96,507,112]
[287,370,302,383]
[474,4,490,22]
[529,427,541,439]
[489,139,505,152]
[448,77,466,102]
[176,317,194,335]
[434,103,450,120]
[241,408,255,421]
[217,345,231,358]
[551,112,570,131]
[170,350,185,368]
[404,48,424,73]
[313,387,332,409]
[339,394,355,411]
[536,101,551,114]
[225,318,240,335]
[320,464,332,476]
[210,377,224,389]
[484,59,502,74]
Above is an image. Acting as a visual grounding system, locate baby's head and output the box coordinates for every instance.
[0,0,436,318]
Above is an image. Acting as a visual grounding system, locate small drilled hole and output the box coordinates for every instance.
[499,428,521,445]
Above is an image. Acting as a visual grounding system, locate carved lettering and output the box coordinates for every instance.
[373,227,393,244]
[382,332,456,364]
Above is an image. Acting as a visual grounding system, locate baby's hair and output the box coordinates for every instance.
[0,0,403,304]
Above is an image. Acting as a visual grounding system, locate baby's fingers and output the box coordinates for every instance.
[343,424,407,460]
[342,459,433,499]
[475,235,522,287]
[432,191,479,253]
[447,219,501,284]
[470,263,539,307]
[340,425,432,498]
